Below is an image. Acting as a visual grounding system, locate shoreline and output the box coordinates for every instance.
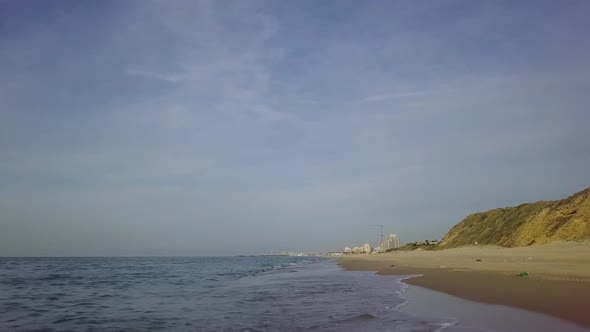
[338,242,590,329]
[399,284,586,332]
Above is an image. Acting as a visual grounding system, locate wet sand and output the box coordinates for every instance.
[338,241,590,329]
[401,286,586,332]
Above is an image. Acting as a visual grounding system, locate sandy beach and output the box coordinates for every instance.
[338,241,590,329]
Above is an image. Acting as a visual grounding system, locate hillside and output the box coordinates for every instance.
[440,187,590,248]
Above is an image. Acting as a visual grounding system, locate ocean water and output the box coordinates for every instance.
[0,256,456,332]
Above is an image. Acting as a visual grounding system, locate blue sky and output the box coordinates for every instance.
[1,0,589,256]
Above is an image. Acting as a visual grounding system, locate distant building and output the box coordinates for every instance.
[343,243,374,254]
[378,233,401,252]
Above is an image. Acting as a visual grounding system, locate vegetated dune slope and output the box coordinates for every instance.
[441,187,590,248]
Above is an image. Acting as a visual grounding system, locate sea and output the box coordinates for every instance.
[0,257,585,332]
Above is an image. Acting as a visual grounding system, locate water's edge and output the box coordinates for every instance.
[2,256,584,331]
[393,274,587,332]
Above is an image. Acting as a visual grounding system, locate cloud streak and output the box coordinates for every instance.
[364,91,423,102]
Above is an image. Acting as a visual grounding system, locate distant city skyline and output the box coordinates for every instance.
[1,1,589,256]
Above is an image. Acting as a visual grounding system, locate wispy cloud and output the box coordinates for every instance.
[364,91,422,102]
[124,68,185,83]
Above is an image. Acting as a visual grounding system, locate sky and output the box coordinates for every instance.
[1,0,589,256]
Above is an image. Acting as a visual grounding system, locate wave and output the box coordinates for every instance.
[214,257,321,280]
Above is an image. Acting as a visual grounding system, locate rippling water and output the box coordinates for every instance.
[0,257,451,331]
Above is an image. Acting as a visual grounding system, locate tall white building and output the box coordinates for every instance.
[378,233,400,252]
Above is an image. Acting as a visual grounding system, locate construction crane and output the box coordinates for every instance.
[372,224,384,253]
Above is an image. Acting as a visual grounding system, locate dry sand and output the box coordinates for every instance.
[338,241,590,329]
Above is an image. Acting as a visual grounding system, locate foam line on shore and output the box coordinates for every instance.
[337,243,590,329]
